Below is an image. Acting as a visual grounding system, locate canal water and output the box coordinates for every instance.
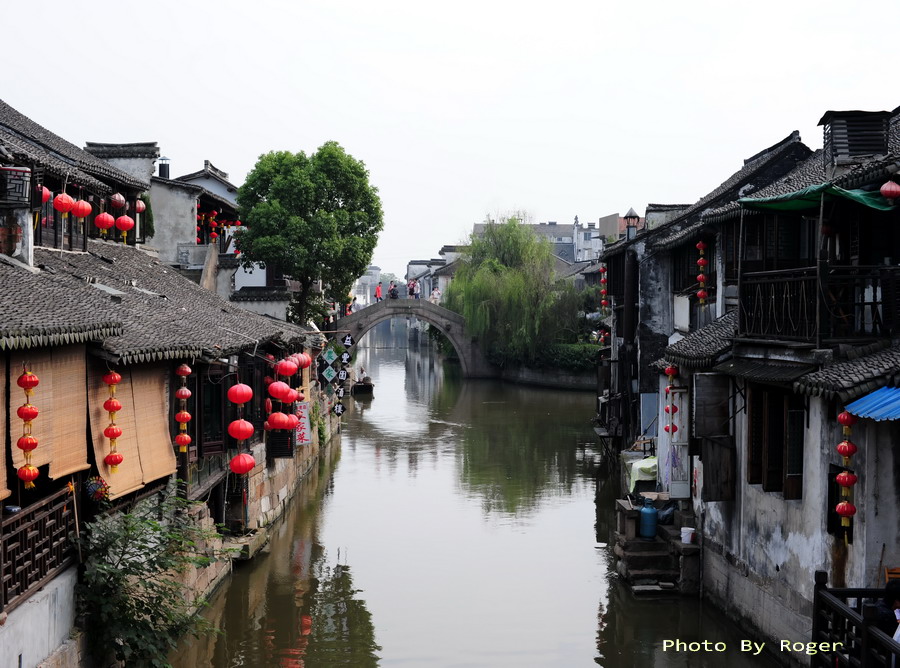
[172,320,781,667]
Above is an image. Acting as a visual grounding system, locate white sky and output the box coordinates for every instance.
[2,0,897,276]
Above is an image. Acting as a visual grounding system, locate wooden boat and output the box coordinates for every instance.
[351,377,375,396]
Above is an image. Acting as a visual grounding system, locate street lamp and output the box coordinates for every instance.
[624,207,640,240]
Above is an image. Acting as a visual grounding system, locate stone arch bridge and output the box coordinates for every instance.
[324,300,497,378]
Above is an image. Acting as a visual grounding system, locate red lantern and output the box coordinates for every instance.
[134,199,146,214]
[235,220,242,226]
[40,186,51,203]
[109,193,126,209]
[227,383,253,405]
[176,364,192,377]
[836,439,858,458]
[836,471,858,488]
[103,398,122,413]
[268,411,290,429]
[268,381,291,401]
[297,353,312,369]
[104,451,124,472]
[228,419,255,441]
[102,371,122,386]
[696,257,709,268]
[696,273,707,284]
[17,404,38,422]
[600,299,609,307]
[263,421,272,431]
[175,410,192,424]
[664,404,678,414]
[95,212,115,231]
[71,200,92,218]
[696,240,707,251]
[600,277,607,285]
[286,413,300,429]
[17,464,39,488]
[265,398,273,414]
[175,433,192,448]
[664,424,678,433]
[210,231,219,240]
[600,266,607,273]
[17,435,38,452]
[835,500,856,518]
[53,193,75,213]
[275,360,298,377]
[196,237,201,244]
[600,288,607,296]
[664,365,678,377]
[229,452,255,475]
[17,370,39,392]
[284,388,299,404]
[115,215,135,240]
[210,210,218,218]
[697,289,709,300]
[175,387,192,400]
[880,180,900,201]
[837,412,857,428]
[104,425,123,439]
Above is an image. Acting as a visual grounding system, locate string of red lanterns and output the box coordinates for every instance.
[16,366,40,489]
[174,364,193,453]
[696,240,709,305]
[102,371,124,473]
[599,265,609,314]
[663,365,679,435]
[228,379,256,475]
[835,411,859,528]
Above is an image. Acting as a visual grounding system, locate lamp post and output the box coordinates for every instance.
[624,207,640,240]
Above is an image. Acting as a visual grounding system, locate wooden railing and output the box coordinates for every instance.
[812,571,900,667]
[1,486,77,613]
[740,266,899,343]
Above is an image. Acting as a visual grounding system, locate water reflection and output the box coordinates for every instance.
[173,317,777,667]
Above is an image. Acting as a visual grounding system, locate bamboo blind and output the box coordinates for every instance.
[88,364,144,499]
[9,349,54,470]
[49,346,89,479]
[129,365,176,484]
[0,357,8,502]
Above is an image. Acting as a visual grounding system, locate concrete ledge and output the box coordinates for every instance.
[224,527,269,560]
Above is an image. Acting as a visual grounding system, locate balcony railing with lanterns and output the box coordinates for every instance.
[33,186,146,251]
[739,265,900,343]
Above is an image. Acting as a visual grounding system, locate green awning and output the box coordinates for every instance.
[738,183,896,212]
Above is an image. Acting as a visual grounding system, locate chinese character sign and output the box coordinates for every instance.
[295,401,312,445]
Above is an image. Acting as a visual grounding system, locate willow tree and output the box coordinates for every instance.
[235,142,384,323]
[444,217,579,366]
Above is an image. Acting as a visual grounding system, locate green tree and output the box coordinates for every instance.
[236,142,384,323]
[76,486,224,667]
[444,216,582,366]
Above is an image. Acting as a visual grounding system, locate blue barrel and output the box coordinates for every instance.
[639,498,658,539]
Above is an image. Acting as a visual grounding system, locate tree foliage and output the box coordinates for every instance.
[235,142,384,323]
[76,487,224,667]
[444,217,582,366]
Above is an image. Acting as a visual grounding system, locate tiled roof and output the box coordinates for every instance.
[230,287,291,302]
[0,256,123,350]
[648,132,811,251]
[0,128,108,194]
[30,240,323,364]
[84,142,160,160]
[794,343,900,402]
[662,310,737,370]
[0,99,148,191]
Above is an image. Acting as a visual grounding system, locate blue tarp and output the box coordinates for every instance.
[845,386,900,421]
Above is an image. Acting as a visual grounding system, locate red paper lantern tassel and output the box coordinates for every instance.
[18,464,39,489]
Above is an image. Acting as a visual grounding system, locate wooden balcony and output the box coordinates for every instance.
[739,265,900,344]
[1,486,77,613]
[811,571,900,667]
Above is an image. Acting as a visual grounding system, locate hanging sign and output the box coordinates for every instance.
[322,349,338,365]
[341,334,355,348]
[340,351,352,365]
[333,402,345,416]
[337,369,349,383]
[335,387,346,399]
[321,366,337,383]
[295,401,312,445]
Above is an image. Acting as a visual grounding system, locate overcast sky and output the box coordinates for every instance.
[2,1,897,276]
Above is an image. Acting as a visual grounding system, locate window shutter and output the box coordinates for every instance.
[267,429,295,458]
[783,408,804,500]
[762,390,785,492]
[747,387,763,484]
[693,373,731,438]
[701,436,735,501]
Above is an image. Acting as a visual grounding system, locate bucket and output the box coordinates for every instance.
[680,527,695,544]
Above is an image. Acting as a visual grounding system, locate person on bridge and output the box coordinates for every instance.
[429,287,442,304]
[375,282,383,302]
[389,281,399,299]
[413,280,421,299]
